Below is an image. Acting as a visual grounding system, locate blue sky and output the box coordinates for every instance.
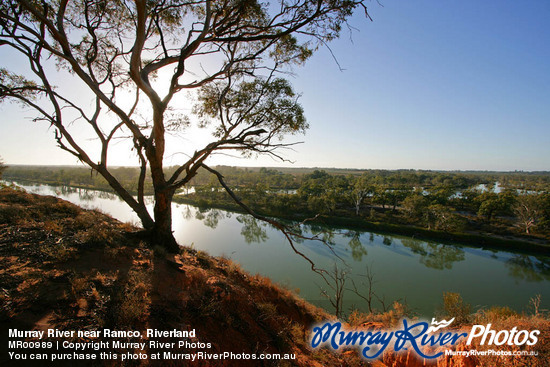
[1,1,549,171]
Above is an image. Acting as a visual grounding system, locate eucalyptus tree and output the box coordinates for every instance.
[513,194,543,234]
[349,173,373,216]
[0,0,370,251]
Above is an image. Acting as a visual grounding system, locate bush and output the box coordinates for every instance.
[441,292,471,325]
[474,306,518,323]
[347,301,414,328]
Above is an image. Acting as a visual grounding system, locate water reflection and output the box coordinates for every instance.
[56,185,122,202]
[344,231,367,261]
[182,206,193,220]
[78,189,99,202]
[60,185,76,196]
[236,215,268,244]
[195,208,227,229]
[400,238,465,270]
[189,207,550,283]
[506,255,550,282]
[305,223,337,246]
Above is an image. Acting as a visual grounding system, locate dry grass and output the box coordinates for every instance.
[347,301,415,328]
[111,267,151,327]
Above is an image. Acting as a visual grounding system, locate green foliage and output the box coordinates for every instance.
[196,78,308,140]
[348,173,375,215]
[402,193,428,221]
[7,165,550,241]
[299,170,349,214]
[540,193,550,231]
[514,193,545,234]
[424,204,463,232]
[429,185,454,205]
[476,191,511,222]
[0,68,39,101]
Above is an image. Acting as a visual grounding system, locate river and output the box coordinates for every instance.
[8,182,550,317]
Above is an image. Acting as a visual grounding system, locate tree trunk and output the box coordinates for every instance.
[355,195,362,216]
[136,207,155,230]
[96,165,154,229]
[151,189,180,253]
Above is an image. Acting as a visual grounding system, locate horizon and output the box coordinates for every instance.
[4,162,550,175]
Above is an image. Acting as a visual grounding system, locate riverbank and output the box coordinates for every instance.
[174,195,550,257]
[0,185,358,366]
[4,178,549,255]
[1,186,548,366]
[4,167,550,256]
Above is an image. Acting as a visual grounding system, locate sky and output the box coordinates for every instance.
[1,0,549,171]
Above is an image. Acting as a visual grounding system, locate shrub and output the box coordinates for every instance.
[347,301,414,328]
[441,292,471,325]
[473,306,518,323]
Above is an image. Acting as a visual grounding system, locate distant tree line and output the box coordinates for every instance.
[186,169,550,239]
[4,165,550,238]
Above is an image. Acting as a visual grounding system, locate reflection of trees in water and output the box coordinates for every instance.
[506,255,550,282]
[382,236,393,246]
[304,224,336,246]
[182,206,193,220]
[98,191,118,200]
[195,209,226,229]
[236,215,268,244]
[400,238,465,270]
[69,187,119,202]
[278,222,304,244]
[60,185,77,195]
[344,231,367,261]
[77,188,97,202]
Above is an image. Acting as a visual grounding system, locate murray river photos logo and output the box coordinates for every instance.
[310,318,540,359]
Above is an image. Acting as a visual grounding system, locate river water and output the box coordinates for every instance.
[10,182,550,317]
